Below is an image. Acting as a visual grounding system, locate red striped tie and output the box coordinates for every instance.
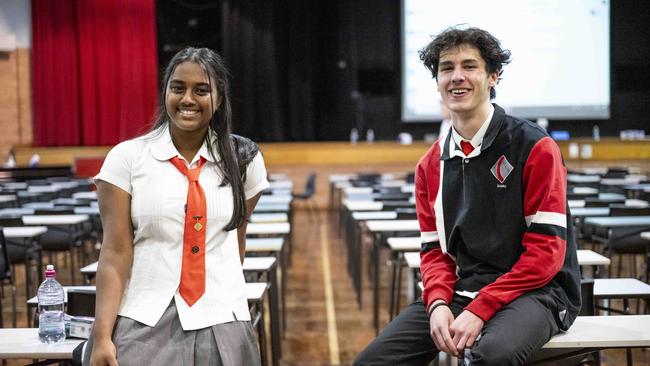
[169,156,207,306]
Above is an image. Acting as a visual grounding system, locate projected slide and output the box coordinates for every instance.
[402,0,610,121]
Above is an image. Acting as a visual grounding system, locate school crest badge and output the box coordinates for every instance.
[490,155,513,184]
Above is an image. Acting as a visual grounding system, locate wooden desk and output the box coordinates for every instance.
[3,226,49,306]
[386,236,435,320]
[22,215,90,285]
[343,209,395,308]
[76,261,283,366]
[247,222,292,266]
[365,220,419,334]
[245,282,272,366]
[243,257,282,366]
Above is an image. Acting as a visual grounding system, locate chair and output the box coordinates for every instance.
[356,173,381,182]
[292,173,317,221]
[33,210,88,285]
[0,227,18,327]
[604,206,650,280]
[603,168,628,179]
[579,279,595,316]
[34,208,75,215]
[583,199,612,208]
[0,218,42,309]
[373,192,412,202]
[395,207,417,220]
[405,172,415,184]
[66,289,96,317]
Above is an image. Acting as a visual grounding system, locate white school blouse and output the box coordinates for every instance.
[95,127,270,330]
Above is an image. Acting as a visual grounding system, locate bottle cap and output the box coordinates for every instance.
[45,264,56,278]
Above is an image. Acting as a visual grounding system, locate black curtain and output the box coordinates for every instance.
[222,0,345,142]
[157,0,385,142]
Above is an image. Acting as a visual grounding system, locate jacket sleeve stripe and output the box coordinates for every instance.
[528,223,567,239]
[420,231,439,244]
[433,159,447,253]
[525,211,566,228]
[421,240,441,252]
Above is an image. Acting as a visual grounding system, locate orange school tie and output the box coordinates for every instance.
[460,140,475,156]
[169,156,207,306]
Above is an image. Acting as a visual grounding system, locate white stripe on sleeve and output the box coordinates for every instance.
[525,211,567,228]
[420,231,439,244]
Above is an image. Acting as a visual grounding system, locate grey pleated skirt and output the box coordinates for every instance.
[82,300,260,366]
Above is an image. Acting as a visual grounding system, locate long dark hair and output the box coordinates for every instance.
[151,47,250,231]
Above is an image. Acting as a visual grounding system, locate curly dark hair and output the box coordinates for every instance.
[419,27,511,99]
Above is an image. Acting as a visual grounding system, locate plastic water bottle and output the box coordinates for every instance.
[38,265,66,344]
[366,128,375,143]
[29,153,40,168]
[350,128,359,144]
[592,125,600,142]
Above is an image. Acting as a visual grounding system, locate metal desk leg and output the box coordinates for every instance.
[373,233,381,335]
[356,221,363,309]
[394,253,404,318]
[269,266,281,365]
[388,251,398,321]
[623,298,632,366]
[280,236,287,338]
[254,300,268,366]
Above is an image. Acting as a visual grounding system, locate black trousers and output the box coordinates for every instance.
[354,292,560,366]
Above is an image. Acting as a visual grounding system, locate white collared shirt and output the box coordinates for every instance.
[449,104,495,159]
[95,126,270,330]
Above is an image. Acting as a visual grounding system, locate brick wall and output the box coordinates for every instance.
[0,48,32,162]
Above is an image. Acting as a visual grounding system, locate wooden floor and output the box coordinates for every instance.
[2,208,650,365]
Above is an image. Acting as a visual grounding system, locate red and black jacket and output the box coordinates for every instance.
[416,104,580,329]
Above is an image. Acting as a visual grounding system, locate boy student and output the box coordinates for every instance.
[354,26,580,366]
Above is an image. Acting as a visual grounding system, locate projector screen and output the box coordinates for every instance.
[401,0,610,122]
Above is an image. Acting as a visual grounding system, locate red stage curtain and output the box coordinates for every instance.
[32,0,158,146]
